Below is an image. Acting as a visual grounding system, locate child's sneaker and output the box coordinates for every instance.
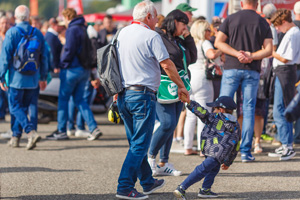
[198,188,218,198]
[116,189,148,199]
[156,163,182,176]
[173,185,187,200]
[241,153,255,162]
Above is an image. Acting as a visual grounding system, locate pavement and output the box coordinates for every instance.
[0,113,300,200]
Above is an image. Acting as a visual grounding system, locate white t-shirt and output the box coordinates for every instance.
[273,26,300,68]
[117,23,169,91]
[189,40,214,70]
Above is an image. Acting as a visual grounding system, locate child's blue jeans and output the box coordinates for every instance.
[181,156,221,190]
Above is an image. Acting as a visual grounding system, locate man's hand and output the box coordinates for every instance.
[221,164,229,170]
[178,87,190,103]
[91,78,101,89]
[0,81,8,91]
[39,81,47,91]
[113,94,118,102]
[54,68,60,73]
[180,92,190,104]
[237,51,253,64]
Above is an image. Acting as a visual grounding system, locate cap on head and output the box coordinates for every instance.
[294,1,300,15]
[176,3,197,12]
[206,96,237,110]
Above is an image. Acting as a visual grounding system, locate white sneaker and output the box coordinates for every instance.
[75,129,91,138]
[1,130,12,139]
[156,163,182,176]
[148,157,157,176]
[67,129,75,137]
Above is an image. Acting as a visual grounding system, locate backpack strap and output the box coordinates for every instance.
[16,26,35,37]
[111,28,123,45]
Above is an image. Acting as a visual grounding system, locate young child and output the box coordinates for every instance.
[174,95,241,199]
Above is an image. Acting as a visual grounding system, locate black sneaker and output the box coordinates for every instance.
[143,179,165,195]
[87,128,103,141]
[280,148,296,161]
[198,188,218,198]
[268,146,284,157]
[173,185,187,200]
[46,130,69,140]
[116,189,148,199]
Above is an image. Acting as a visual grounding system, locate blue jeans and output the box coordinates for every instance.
[148,101,183,163]
[293,70,300,144]
[117,89,156,193]
[57,67,97,133]
[28,87,40,131]
[68,81,94,131]
[0,89,8,118]
[273,77,293,145]
[8,87,36,136]
[181,156,220,190]
[220,69,260,154]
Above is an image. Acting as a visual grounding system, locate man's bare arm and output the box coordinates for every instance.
[251,38,273,60]
[215,31,240,58]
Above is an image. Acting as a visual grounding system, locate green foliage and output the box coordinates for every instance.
[85,0,121,15]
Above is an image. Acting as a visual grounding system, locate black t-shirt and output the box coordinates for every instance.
[219,10,272,72]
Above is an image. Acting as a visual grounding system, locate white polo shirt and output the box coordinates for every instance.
[116,23,169,91]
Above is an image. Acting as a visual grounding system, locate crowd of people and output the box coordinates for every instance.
[1,0,300,199]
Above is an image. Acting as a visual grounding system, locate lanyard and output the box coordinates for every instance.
[131,21,150,29]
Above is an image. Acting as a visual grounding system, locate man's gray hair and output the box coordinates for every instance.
[132,0,156,21]
[263,3,277,19]
[14,5,29,22]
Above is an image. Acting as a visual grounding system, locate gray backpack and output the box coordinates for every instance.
[97,28,123,96]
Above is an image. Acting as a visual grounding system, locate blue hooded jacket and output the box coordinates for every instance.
[60,16,86,69]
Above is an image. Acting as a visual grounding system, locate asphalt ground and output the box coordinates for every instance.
[0,113,300,200]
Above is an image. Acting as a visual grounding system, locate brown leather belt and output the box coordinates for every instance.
[126,85,156,94]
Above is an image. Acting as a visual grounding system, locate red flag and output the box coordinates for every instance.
[67,0,84,15]
[30,0,39,16]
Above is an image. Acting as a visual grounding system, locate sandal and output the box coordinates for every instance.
[254,143,263,154]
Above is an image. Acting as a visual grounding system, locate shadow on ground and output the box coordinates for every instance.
[0,167,82,173]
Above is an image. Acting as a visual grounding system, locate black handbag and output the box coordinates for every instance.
[201,45,223,80]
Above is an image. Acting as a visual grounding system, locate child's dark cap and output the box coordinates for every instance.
[206,96,237,110]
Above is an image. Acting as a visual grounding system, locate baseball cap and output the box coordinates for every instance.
[206,96,237,110]
[176,3,197,12]
[294,1,300,15]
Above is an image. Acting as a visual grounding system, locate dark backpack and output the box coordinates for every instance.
[13,27,42,75]
[78,25,93,69]
[97,28,123,96]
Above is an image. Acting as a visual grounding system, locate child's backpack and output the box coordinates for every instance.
[13,26,42,75]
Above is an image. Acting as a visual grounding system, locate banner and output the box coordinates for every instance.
[67,0,84,15]
[261,0,297,10]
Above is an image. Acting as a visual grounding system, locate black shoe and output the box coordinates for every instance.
[46,131,69,140]
[116,189,148,199]
[280,148,296,161]
[173,185,186,200]
[143,179,165,195]
[198,188,218,198]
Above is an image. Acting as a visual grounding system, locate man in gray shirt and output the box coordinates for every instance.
[115,1,189,199]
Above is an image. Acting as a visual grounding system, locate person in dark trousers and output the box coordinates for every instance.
[46,8,102,141]
[174,95,241,199]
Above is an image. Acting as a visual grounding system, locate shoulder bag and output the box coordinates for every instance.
[157,43,191,104]
[201,43,223,80]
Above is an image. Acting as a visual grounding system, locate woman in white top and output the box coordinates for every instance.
[184,20,222,155]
